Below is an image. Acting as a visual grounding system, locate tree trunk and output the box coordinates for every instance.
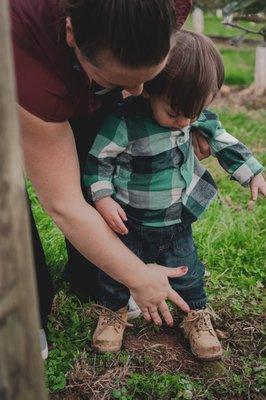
[216,9,223,18]
[0,1,48,399]
[192,8,204,34]
[254,44,266,96]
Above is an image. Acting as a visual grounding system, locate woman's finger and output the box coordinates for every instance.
[142,309,152,322]
[192,134,200,157]
[165,265,188,278]
[197,134,211,157]
[167,288,190,313]
[192,131,211,160]
[158,301,173,326]
[148,307,162,326]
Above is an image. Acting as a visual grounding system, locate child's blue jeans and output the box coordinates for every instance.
[99,218,207,311]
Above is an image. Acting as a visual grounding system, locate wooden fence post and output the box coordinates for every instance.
[0,1,48,399]
[192,8,204,34]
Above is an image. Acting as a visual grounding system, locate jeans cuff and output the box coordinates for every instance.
[187,298,207,310]
[102,300,128,312]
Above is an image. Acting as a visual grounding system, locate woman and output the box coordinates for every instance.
[11,0,210,356]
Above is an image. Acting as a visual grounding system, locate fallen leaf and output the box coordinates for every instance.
[215,329,229,339]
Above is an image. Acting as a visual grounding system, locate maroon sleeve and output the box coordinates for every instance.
[11,2,75,123]
[13,40,74,122]
[174,0,192,28]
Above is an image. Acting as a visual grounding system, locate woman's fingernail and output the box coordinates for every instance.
[181,266,188,271]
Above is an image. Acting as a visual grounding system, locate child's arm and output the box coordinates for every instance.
[192,110,265,201]
[83,114,129,234]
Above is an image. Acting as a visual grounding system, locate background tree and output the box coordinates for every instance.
[223,1,266,95]
[193,0,266,95]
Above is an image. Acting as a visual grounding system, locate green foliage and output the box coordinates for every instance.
[112,373,202,400]
[223,1,266,16]
[45,293,94,392]
[194,0,266,15]
[219,46,255,85]
[27,181,67,282]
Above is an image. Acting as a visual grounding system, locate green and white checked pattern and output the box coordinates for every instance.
[84,98,263,227]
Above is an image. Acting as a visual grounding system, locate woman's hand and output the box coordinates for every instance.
[192,130,211,160]
[95,197,128,235]
[129,264,190,326]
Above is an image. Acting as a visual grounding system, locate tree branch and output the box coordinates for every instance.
[223,20,265,39]
[233,14,266,23]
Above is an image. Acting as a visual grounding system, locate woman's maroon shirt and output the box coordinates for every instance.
[11,0,191,122]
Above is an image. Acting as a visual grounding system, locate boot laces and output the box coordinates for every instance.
[92,304,133,334]
[180,305,221,334]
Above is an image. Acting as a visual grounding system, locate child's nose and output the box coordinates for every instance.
[124,84,144,96]
[175,116,191,129]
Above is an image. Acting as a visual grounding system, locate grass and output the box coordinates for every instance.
[28,105,266,400]
[219,46,255,86]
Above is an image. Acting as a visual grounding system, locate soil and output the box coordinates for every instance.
[213,85,266,111]
[50,307,265,400]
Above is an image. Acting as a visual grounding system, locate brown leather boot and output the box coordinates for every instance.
[92,305,132,353]
[180,306,223,361]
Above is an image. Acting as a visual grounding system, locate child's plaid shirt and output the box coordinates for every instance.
[84,98,263,227]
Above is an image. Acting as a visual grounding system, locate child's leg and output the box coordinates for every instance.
[98,218,143,311]
[156,223,222,361]
[156,224,207,309]
[93,218,143,353]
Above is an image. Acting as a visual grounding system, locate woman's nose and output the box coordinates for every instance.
[125,84,144,96]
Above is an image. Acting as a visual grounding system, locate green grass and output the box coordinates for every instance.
[112,373,204,400]
[219,46,255,85]
[27,182,67,282]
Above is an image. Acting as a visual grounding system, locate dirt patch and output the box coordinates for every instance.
[213,85,266,111]
[50,304,264,399]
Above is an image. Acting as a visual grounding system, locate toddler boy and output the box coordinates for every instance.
[84,31,265,360]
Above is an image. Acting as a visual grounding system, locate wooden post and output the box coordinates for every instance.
[192,8,204,34]
[254,45,266,95]
[0,1,48,399]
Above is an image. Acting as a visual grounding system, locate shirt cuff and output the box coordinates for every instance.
[89,181,114,202]
[231,156,264,186]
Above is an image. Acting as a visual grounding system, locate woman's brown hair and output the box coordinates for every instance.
[60,0,178,68]
[145,30,225,118]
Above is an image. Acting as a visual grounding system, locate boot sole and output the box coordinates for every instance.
[191,349,223,362]
[93,344,122,353]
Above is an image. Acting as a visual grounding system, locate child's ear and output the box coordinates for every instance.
[142,90,150,99]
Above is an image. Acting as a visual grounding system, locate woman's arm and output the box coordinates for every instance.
[20,106,190,325]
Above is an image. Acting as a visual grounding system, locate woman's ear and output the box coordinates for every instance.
[66,17,75,48]
[142,90,150,99]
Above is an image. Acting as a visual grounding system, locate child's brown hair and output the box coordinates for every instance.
[145,30,224,118]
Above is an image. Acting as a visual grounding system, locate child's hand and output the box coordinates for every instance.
[249,173,266,201]
[95,197,128,235]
